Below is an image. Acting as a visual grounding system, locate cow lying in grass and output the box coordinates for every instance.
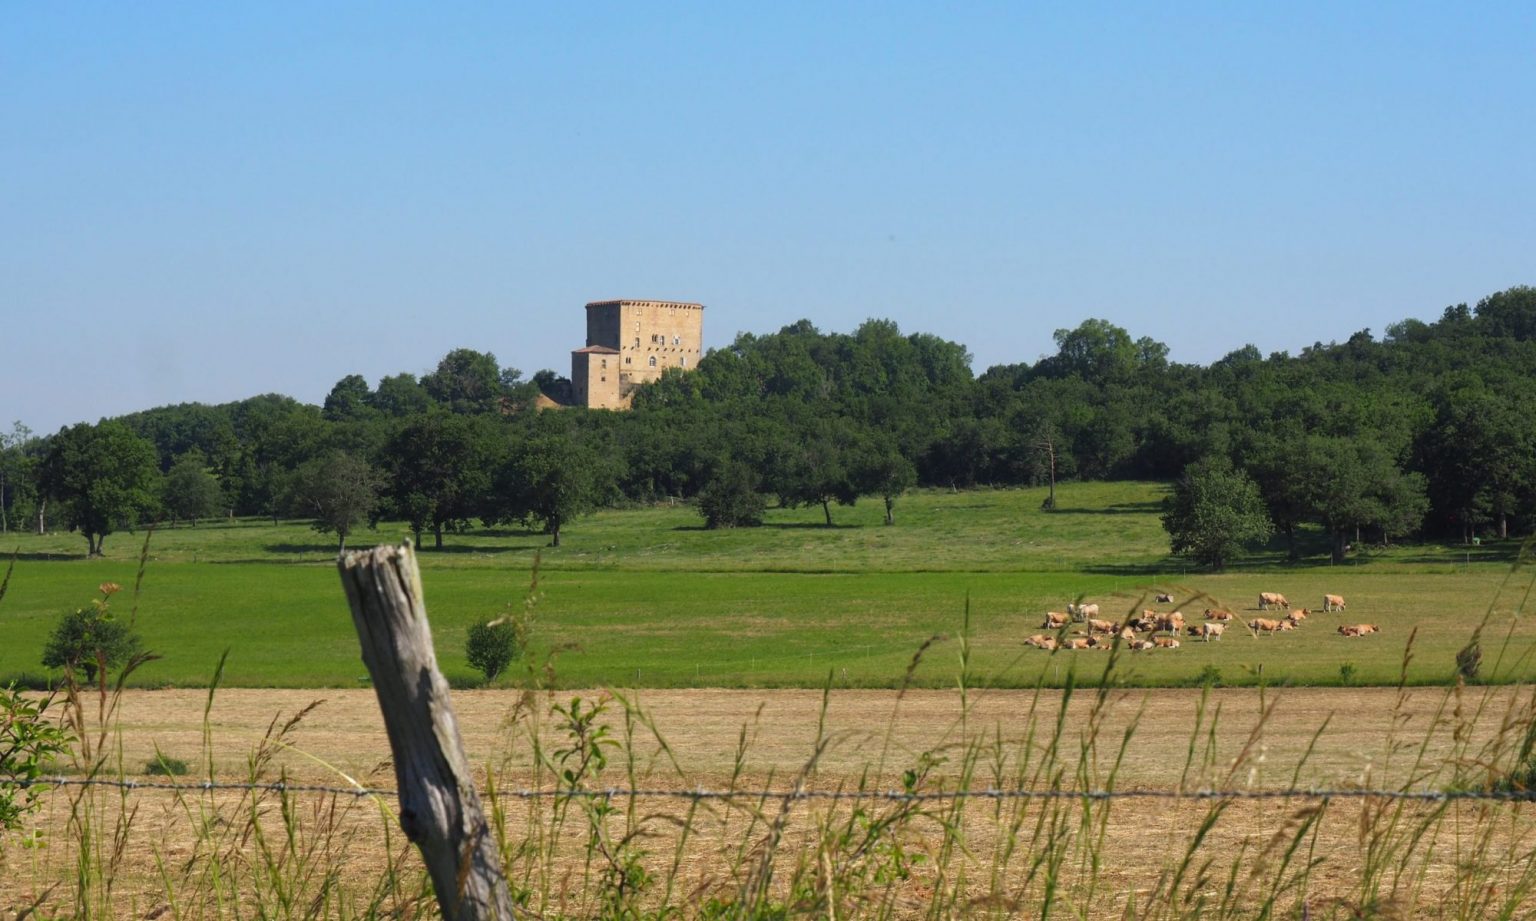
[1338,624,1381,637]
[1250,617,1292,636]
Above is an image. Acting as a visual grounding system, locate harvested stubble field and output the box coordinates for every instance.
[7,681,1536,918]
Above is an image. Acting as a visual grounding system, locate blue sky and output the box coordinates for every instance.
[4,3,1533,434]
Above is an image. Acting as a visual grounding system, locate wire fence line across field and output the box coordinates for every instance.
[11,776,1536,804]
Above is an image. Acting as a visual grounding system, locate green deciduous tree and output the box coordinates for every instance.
[491,432,616,547]
[697,461,766,529]
[1162,459,1274,571]
[161,451,223,527]
[39,422,160,556]
[1303,436,1428,563]
[0,422,38,535]
[384,413,500,549]
[287,451,383,552]
[422,348,508,414]
[857,440,916,525]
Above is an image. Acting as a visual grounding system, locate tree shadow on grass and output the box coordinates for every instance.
[0,551,89,562]
[1045,500,1166,516]
[472,528,547,539]
[264,542,349,555]
[263,541,534,556]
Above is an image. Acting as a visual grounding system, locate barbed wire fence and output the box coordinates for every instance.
[10,776,1536,804]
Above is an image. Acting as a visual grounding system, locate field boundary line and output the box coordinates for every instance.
[11,777,1536,803]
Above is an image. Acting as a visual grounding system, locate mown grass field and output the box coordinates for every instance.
[1,482,1531,688]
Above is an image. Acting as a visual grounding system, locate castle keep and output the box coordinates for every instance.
[571,299,704,409]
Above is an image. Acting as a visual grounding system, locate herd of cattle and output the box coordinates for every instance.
[1024,592,1382,652]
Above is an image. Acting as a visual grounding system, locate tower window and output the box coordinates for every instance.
[680,356,687,367]
[648,355,657,367]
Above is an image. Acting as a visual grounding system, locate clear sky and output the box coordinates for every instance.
[4,3,1533,435]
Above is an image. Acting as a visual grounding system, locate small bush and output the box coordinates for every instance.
[1456,639,1483,682]
[145,755,189,777]
[41,585,142,684]
[1339,661,1358,686]
[466,619,521,682]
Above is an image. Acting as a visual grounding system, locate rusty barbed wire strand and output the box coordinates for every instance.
[7,776,1536,803]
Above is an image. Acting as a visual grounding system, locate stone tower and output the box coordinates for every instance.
[570,299,704,409]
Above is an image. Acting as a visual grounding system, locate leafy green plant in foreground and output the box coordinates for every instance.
[0,684,70,834]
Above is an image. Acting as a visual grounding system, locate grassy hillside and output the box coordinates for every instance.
[0,482,1530,688]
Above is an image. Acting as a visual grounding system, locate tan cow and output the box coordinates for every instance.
[1153,636,1182,649]
[1042,611,1071,629]
[1154,611,1186,635]
[1323,594,1346,612]
[1118,626,1140,641]
[1285,609,1309,625]
[1064,637,1093,650]
[1250,617,1286,636]
[1187,623,1225,642]
[1204,608,1235,622]
[1258,592,1290,610]
[1133,640,1158,651]
[1087,618,1117,635]
[1025,633,1057,650]
[1338,623,1380,636]
[1068,602,1101,621]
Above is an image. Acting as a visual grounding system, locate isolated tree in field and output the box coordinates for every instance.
[161,451,223,527]
[287,451,383,552]
[39,421,160,556]
[774,421,870,526]
[384,413,499,549]
[697,461,766,528]
[1162,459,1273,571]
[492,433,616,547]
[856,440,916,525]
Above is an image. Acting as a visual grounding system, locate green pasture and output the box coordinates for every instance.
[1,482,1531,689]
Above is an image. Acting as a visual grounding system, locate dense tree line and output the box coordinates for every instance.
[3,286,1534,560]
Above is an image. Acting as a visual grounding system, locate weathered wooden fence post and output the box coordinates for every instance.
[338,542,514,921]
